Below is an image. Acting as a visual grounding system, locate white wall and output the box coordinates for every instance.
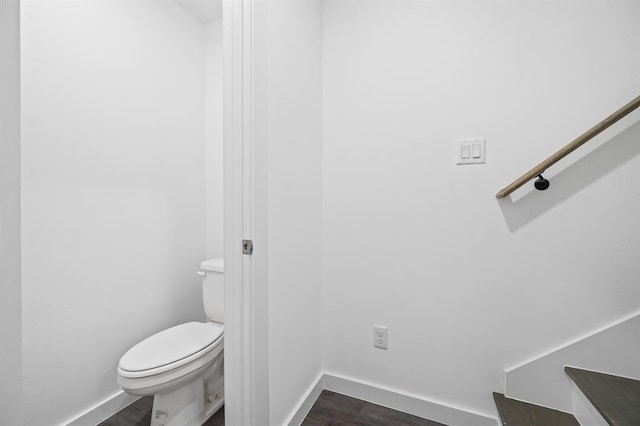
[21,1,208,424]
[259,0,324,424]
[322,0,640,419]
[0,0,22,424]
[175,0,222,24]
[506,311,640,413]
[205,18,224,259]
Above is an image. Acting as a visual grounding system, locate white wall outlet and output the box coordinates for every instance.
[456,138,486,165]
[373,325,388,349]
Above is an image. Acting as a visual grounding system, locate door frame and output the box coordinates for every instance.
[0,0,23,422]
[223,0,270,424]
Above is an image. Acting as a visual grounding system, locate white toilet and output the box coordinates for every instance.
[117,258,225,426]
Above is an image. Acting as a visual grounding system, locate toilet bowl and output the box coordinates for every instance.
[117,259,225,426]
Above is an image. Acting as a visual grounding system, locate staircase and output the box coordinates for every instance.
[494,367,640,425]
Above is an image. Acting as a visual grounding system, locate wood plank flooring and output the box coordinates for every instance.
[98,396,224,426]
[565,366,640,425]
[493,392,580,426]
[302,390,447,426]
[100,391,444,426]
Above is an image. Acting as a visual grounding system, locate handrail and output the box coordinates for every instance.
[496,94,640,198]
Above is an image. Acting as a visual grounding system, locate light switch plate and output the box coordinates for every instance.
[456,138,486,165]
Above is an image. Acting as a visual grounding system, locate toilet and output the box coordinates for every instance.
[117,258,225,426]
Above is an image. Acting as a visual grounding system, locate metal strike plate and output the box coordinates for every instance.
[242,239,253,255]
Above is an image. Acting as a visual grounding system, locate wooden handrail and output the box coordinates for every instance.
[496,94,640,198]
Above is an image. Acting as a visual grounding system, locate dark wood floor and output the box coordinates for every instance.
[302,390,446,426]
[493,392,579,426]
[98,396,224,426]
[100,391,444,426]
[565,366,640,425]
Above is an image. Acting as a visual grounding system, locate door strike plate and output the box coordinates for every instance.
[242,239,253,255]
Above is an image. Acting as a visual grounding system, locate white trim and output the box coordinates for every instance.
[0,0,22,423]
[504,312,640,413]
[505,308,640,373]
[64,392,139,426]
[285,373,499,426]
[284,373,324,426]
[63,372,499,426]
[571,380,608,426]
[223,0,269,424]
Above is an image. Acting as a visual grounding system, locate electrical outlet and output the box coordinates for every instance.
[373,325,388,349]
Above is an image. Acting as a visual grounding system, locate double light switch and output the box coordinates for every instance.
[456,138,486,165]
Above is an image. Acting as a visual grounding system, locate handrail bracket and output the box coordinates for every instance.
[496,94,640,198]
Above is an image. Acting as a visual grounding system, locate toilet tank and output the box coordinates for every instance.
[200,258,224,323]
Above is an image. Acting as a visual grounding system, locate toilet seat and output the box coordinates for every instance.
[118,322,223,379]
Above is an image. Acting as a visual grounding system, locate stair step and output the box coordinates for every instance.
[493,392,580,426]
[565,366,640,425]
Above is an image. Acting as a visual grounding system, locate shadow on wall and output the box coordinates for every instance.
[498,118,640,232]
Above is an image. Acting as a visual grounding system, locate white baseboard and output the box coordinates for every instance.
[506,309,640,373]
[67,374,499,426]
[63,391,140,426]
[571,381,608,426]
[284,373,324,426]
[285,372,498,426]
[505,311,640,413]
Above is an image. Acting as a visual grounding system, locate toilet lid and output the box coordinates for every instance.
[119,322,223,373]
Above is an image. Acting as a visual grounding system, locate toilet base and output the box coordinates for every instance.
[151,377,204,426]
[203,360,224,420]
[150,357,224,426]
